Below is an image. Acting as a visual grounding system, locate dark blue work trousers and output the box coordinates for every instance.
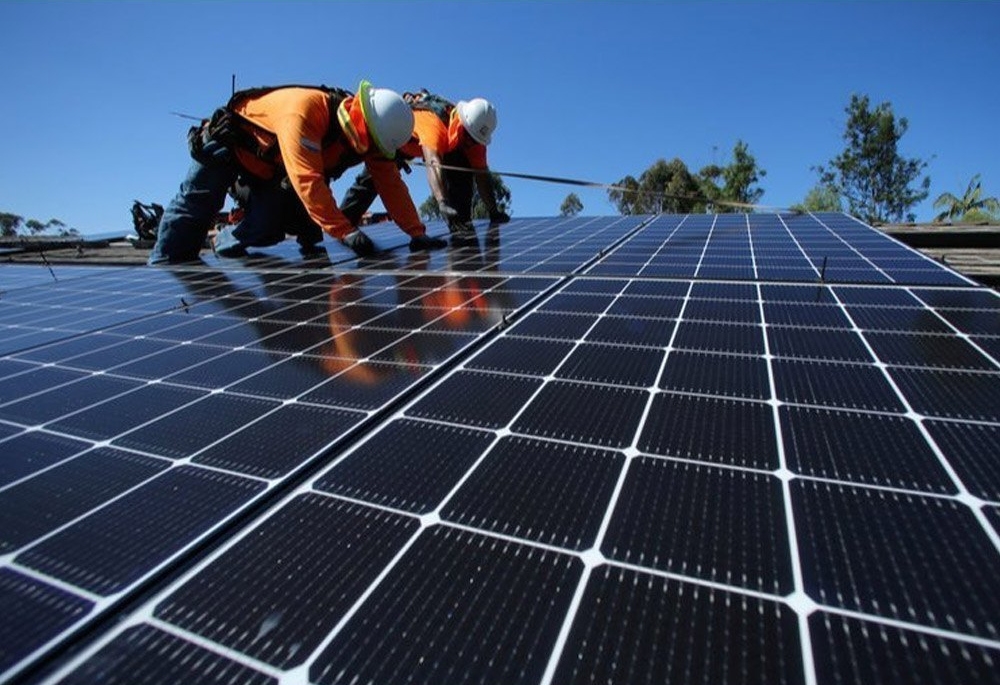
[148,141,321,264]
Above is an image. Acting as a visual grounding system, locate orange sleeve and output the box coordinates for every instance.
[273,108,353,239]
[366,156,425,237]
[412,110,449,155]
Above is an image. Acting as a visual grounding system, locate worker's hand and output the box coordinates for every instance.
[438,201,460,220]
[489,210,510,227]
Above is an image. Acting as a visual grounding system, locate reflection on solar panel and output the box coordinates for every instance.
[1,212,998,685]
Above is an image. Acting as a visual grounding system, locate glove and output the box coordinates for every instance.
[438,201,460,220]
[489,210,511,226]
[409,234,448,251]
[340,230,375,257]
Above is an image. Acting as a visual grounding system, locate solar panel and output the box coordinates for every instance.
[1,212,998,685]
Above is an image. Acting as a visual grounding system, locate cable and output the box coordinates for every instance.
[414,160,799,214]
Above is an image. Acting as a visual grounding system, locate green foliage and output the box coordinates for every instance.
[609,158,705,214]
[560,193,583,217]
[932,174,1000,223]
[0,211,77,237]
[790,185,844,213]
[957,208,999,224]
[815,94,929,224]
[0,212,23,237]
[418,195,441,221]
[609,141,765,215]
[419,174,513,221]
[720,140,766,208]
[472,173,512,220]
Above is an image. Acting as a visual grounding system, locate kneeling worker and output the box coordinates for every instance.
[149,81,445,264]
[340,90,510,238]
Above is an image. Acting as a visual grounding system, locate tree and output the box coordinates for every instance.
[560,193,583,217]
[0,212,78,238]
[419,196,441,221]
[609,158,705,214]
[815,94,930,224]
[719,140,766,209]
[610,143,766,216]
[471,173,512,220]
[933,174,999,223]
[0,212,23,237]
[419,173,513,221]
[790,184,844,213]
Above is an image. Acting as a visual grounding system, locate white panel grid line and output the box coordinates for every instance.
[753,249,819,685]
[825,286,1000,555]
[538,216,717,685]
[902,288,1000,369]
[840,211,981,287]
[806,212,898,283]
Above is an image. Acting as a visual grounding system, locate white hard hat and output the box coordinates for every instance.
[358,81,414,159]
[455,98,497,145]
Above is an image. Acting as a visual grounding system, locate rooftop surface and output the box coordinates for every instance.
[0,213,998,685]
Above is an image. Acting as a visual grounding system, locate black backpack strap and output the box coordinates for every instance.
[408,90,454,124]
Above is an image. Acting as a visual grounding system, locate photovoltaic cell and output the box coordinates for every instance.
[110,392,279,459]
[555,342,662,387]
[442,436,624,549]
[781,406,955,492]
[809,612,1000,685]
[0,449,168,553]
[0,568,92,673]
[772,359,905,412]
[309,526,582,685]
[315,418,495,512]
[512,380,648,447]
[659,350,770,399]
[17,466,264,594]
[792,480,1000,637]
[639,392,779,469]
[865,331,994,370]
[54,624,276,685]
[407,370,543,428]
[0,432,89,486]
[5,213,998,685]
[154,495,417,668]
[553,566,804,685]
[889,367,1000,422]
[924,420,1000,500]
[604,458,793,593]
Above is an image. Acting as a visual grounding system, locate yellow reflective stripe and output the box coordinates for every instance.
[357,80,395,159]
[337,101,364,154]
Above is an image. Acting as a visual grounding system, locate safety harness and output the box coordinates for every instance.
[189,84,352,167]
[406,90,454,124]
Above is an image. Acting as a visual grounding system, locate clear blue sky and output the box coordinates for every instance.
[2,1,998,234]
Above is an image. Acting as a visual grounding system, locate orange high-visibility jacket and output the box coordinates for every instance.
[231,87,423,239]
[406,109,488,168]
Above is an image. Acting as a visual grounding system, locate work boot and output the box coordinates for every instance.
[340,230,375,257]
[409,234,447,252]
[298,242,326,256]
[213,226,247,258]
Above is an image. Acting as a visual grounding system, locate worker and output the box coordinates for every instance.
[148,81,446,265]
[338,90,510,239]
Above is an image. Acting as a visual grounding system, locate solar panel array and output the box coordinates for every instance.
[1,212,998,685]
